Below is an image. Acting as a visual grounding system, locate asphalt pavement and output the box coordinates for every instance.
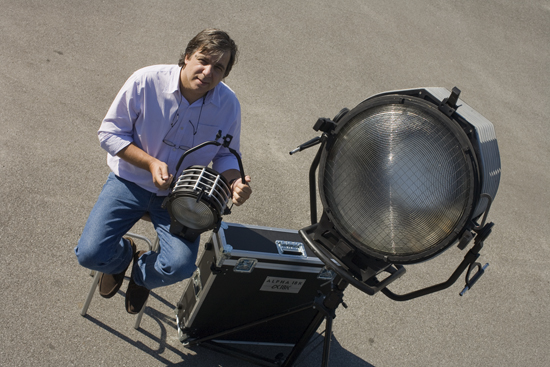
[1,0,549,366]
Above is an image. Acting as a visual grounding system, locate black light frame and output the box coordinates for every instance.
[297,87,498,297]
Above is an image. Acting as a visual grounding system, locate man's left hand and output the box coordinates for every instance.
[230,175,252,206]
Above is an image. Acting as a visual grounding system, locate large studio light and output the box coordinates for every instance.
[294,87,500,296]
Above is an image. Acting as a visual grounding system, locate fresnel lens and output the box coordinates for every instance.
[293,87,500,298]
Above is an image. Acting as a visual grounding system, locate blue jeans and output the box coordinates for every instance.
[75,172,200,290]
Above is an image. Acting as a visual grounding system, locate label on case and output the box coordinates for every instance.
[260,276,306,293]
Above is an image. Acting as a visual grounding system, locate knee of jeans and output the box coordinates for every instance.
[75,238,111,269]
[158,255,197,282]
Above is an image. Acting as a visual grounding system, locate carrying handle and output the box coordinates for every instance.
[172,131,246,189]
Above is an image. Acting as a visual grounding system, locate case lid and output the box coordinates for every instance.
[213,222,326,268]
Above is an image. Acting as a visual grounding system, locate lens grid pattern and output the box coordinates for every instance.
[323,104,472,259]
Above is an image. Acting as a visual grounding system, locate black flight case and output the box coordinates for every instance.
[175,222,335,348]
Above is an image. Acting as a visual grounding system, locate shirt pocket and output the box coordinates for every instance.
[196,123,224,142]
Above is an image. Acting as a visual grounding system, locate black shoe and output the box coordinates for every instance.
[125,251,150,314]
[98,238,136,298]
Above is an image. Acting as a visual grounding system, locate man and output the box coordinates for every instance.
[75,29,252,314]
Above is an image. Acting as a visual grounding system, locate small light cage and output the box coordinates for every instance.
[164,166,232,241]
[317,87,500,264]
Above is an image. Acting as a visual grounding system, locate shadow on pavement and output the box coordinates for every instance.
[84,289,374,367]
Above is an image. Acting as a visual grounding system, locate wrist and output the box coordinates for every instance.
[147,158,163,172]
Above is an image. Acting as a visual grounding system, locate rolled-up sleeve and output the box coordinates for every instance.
[98,132,133,156]
[98,72,141,156]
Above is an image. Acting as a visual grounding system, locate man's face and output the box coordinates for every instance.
[180,50,230,101]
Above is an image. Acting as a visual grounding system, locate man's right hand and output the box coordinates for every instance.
[117,143,173,190]
[149,160,174,190]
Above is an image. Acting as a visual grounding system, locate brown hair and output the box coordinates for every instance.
[178,28,238,77]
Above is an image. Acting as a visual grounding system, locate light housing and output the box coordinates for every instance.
[164,166,232,241]
[299,87,500,293]
[162,134,246,242]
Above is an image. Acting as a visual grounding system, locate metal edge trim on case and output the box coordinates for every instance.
[230,249,325,265]
[224,259,325,274]
[214,224,325,266]
[184,257,219,329]
[221,222,300,234]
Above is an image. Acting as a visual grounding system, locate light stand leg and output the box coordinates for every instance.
[281,310,327,367]
[322,315,333,367]
[282,278,348,367]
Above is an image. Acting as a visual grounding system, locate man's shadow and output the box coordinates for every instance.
[82,290,201,366]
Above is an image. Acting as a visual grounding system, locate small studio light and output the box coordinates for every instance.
[163,134,246,241]
[164,165,232,241]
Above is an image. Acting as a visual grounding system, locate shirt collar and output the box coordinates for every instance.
[166,66,181,95]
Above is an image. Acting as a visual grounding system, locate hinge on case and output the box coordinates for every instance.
[192,269,202,300]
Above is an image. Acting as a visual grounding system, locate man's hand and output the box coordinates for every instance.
[230,175,252,206]
[117,143,173,190]
[149,160,174,190]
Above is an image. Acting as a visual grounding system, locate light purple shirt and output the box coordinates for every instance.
[98,64,242,196]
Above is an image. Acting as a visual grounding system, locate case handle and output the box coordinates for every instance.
[276,240,307,257]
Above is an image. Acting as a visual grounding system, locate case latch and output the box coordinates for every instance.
[233,258,258,273]
[318,267,336,281]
